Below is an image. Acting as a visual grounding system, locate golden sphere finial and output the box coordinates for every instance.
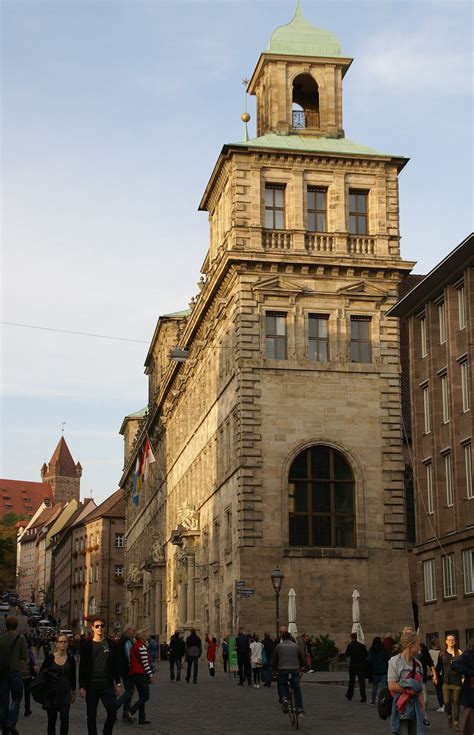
[241,112,251,123]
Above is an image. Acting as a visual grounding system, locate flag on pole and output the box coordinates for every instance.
[132,456,140,507]
[143,438,156,481]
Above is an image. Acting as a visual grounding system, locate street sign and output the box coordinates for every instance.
[235,580,245,587]
[237,588,254,595]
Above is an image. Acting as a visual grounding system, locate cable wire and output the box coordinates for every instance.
[1,321,148,344]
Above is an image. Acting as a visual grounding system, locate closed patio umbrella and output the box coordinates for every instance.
[351,589,365,643]
[288,587,298,637]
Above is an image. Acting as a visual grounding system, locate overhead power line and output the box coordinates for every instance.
[1,321,149,344]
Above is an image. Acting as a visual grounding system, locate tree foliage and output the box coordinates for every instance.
[0,513,25,592]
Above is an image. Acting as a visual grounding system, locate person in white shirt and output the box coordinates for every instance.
[250,635,264,688]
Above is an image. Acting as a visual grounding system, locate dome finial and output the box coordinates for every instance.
[241,78,251,142]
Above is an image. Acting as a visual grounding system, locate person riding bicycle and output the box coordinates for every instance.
[271,629,305,716]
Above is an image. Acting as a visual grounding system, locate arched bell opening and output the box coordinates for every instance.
[292,73,319,129]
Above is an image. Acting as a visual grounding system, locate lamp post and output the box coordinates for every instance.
[270,568,285,640]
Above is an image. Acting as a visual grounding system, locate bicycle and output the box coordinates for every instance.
[282,672,304,729]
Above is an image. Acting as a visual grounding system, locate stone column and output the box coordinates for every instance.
[154,581,162,635]
[178,583,187,627]
[186,555,195,627]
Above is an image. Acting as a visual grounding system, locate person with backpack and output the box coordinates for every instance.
[39,632,76,734]
[185,629,202,684]
[0,615,27,735]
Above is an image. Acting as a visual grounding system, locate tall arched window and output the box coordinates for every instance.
[288,445,355,547]
[292,73,319,129]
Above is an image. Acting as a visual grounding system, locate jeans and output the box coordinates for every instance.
[222,654,228,673]
[370,673,387,704]
[130,675,149,723]
[278,670,303,711]
[0,670,23,729]
[115,674,134,716]
[186,656,199,683]
[85,686,117,735]
[46,702,71,735]
[262,664,272,686]
[347,666,366,700]
[169,658,182,681]
[443,683,461,724]
[237,653,251,685]
[252,667,261,685]
[23,675,32,713]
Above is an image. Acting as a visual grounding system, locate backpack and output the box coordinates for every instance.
[377,687,393,720]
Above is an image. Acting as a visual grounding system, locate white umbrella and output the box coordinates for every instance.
[351,589,365,643]
[288,587,298,636]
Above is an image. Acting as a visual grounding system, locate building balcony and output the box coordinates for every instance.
[305,232,335,253]
[262,229,293,250]
[347,235,376,255]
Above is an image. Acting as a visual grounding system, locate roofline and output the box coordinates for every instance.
[199,143,409,212]
[143,313,189,370]
[387,233,474,318]
[247,52,353,94]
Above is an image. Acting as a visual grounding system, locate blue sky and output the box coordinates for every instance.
[1,0,472,503]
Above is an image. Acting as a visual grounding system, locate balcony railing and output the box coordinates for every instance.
[262,230,293,250]
[347,236,376,255]
[292,110,320,129]
[305,233,334,253]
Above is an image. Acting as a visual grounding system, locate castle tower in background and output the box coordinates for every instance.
[41,436,82,504]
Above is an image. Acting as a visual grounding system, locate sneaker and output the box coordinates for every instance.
[423,719,431,728]
[436,706,445,713]
[281,698,289,714]
[297,710,305,717]
[367,702,375,706]
[122,713,135,723]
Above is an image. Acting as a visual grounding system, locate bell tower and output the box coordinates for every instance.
[247,3,352,138]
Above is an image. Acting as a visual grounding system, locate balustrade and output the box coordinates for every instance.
[262,230,293,250]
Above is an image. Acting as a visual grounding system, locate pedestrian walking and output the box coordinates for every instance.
[250,634,264,688]
[21,635,37,717]
[115,623,136,724]
[344,632,368,702]
[367,636,389,705]
[205,634,217,677]
[78,615,122,735]
[148,636,159,672]
[40,633,76,735]
[301,633,313,672]
[235,629,252,687]
[168,631,185,682]
[387,630,426,735]
[128,630,154,725]
[185,629,202,684]
[452,638,474,735]
[0,615,28,735]
[221,637,229,673]
[262,633,274,687]
[438,633,463,731]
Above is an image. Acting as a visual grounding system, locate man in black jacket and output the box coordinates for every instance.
[115,623,136,723]
[78,615,122,735]
[344,632,368,702]
[235,629,252,687]
[168,631,186,682]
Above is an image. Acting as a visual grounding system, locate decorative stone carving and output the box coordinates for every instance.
[177,504,200,531]
[151,536,165,564]
[127,563,143,584]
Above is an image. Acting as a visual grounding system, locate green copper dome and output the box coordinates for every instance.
[267,3,342,58]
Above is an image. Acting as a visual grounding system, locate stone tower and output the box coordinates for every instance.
[41,436,82,505]
[121,5,416,645]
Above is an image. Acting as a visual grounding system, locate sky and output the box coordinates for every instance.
[1,0,472,504]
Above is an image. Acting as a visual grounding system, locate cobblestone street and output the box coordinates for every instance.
[17,668,453,735]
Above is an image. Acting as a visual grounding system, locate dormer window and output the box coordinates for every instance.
[264,184,285,229]
[292,74,319,129]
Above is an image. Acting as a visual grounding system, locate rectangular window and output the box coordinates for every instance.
[463,549,474,594]
[114,533,124,548]
[423,386,430,434]
[265,312,287,359]
[458,284,466,329]
[465,444,473,499]
[114,565,124,577]
[307,187,327,232]
[350,316,371,363]
[348,190,368,235]
[420,316,427,358]
[445,453,453,507]
[424,559,436,602]
[461,361,470,412]
[308,314,329,361]
[441,374,450,423]
[442,554,456,598]
[115,603,122,615]
[438,300,446,344]
[426,462,434,514]
[264,184,285,229]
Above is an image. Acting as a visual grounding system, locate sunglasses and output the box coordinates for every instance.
[94,624,105,629]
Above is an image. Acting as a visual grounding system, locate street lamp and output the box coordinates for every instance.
[270,568,285,640]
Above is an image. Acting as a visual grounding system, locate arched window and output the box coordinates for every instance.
[288,445,355,547]
[292,73,319,129]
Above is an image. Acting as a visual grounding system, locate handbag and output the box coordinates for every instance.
[30,666,60,705]
[377,686,393,720]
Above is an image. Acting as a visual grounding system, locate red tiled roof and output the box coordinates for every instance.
[0,479,54,520]
[46,436,78,477]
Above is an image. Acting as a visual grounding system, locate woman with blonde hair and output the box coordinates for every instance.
[39,633,76,734]
[387,630,426,734]
[438,633,463,731]
[128,629,154,725]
